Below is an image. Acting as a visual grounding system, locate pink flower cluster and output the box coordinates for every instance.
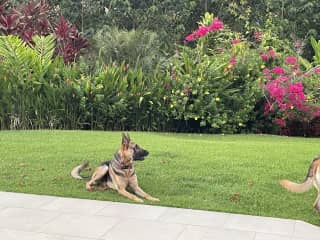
[185,18,224,41]
[272,66,285,75]
[260,49,276,61]
[265,78,308,115]
[261,53,320,127]
[285,56,298,65]
[229,55,236,66]
[274,118,286,127]
[314,68,320,73]
[232,38,241,44]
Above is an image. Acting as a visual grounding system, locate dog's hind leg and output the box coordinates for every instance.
[86,165,108,191]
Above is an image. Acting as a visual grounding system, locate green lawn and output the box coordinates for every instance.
[0,131,319,225]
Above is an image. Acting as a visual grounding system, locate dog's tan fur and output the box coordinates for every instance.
[280,157,320,211]
[71,134,159,203]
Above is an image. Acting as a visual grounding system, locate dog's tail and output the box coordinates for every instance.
[280,157,320,193]
[279,178,313,193]
[71,162,90,180]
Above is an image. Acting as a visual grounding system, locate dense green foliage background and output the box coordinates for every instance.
[9,0,320,58]
[1,0,320,135]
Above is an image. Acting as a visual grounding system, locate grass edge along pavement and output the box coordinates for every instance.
[0,130,319,225]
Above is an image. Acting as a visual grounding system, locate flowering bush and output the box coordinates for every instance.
[165,14,262,133]
[261,52,320,131]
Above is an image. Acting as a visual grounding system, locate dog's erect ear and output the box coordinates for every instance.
[121,133,130,149]
[122,132,130,141]
[126,133,131,141]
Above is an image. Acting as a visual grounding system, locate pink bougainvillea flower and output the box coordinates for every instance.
[292,63,299,69]
[264,102,274,114]
[287,83,306,109]
[276,76,291,82]
[229,56,236,66]
[272,66,285,75]
[314,68,320,73]
[274,118,286,127]
[260,53,269,61]
[262,68,270,75]
[267,49,276,58]
[312,107,320,117]
[185,33,195,41]
[232,38,241,44]
[266,82,284,103]
[288,82,304,93]
[298,105,310,111]
[279,103,288,111]
[194,26,209,38]
[208,17,224,31]
[185,17,224,41]
[285,56,298,65]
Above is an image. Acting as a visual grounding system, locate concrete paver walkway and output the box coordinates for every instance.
[0,191,319,240]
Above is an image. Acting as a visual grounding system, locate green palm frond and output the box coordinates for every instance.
[32,34,55,75]
[0,35,31,79]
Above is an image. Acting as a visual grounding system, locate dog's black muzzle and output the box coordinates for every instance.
[133,148,149,161]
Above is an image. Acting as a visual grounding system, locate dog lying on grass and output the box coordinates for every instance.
[71,133,159,203]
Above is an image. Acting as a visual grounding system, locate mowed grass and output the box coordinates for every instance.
[0,131,320,225]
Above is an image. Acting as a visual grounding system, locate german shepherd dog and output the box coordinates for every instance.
[71,133,159,203]
[280,156,320,211]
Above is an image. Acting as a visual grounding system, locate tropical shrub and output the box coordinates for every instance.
[74,61,170,131]
[0,34,56,129]
[0,31,170,131]
[261,49,320,135]
[90,26,163,74]
[165,14,262,133]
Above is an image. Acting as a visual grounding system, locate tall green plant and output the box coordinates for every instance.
[91,26,163,74]
[311,36,320,64]
[0,34,55,129]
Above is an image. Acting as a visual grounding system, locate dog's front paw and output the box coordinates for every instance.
[86,183,94,191]
[148,196,160,202]
[134,197,144,203]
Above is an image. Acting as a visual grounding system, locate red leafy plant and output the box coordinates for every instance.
[55,16,89,64]
[0,0,88,63]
